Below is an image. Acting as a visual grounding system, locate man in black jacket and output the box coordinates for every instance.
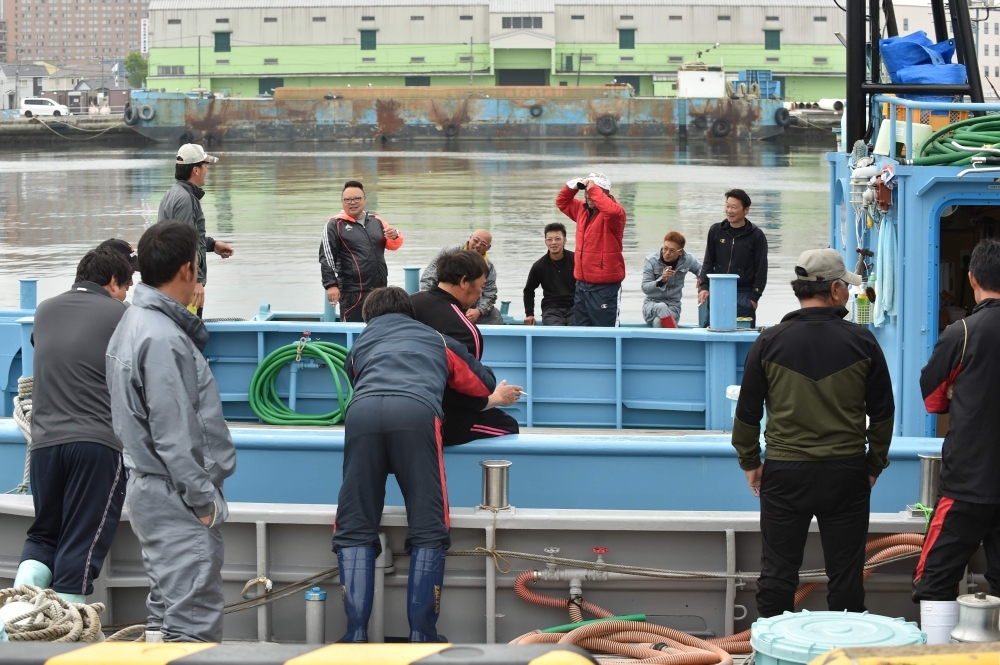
[523,222,576,326]
[411,251,522,445]
[914,239,1000,601]
[698,189,768,326]
[333,287,519,643]
[733,248,894,618]
[14,248,133,603]
[320,180,403,323]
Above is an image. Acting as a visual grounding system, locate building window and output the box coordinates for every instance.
[264,17,276,22]
[167,18,179,24]
[564,54,573,71]
[410,56,424,62]
[814,56,828,64]
[903,18,908,30]
[410,15,423,20]
[460,14,472,19]
[362,57,375,62]
[620,55,633,61]
[765,15,778,20]
[620,14,632,20]
[215,58,228,64]
[405,76,430,86]
[312,16,325,21]
[459,55,473,62]
[996,66,999,76]
[764,29,780,50]
[619,28,634,48]
[559,81,568,86]
[360,29,375,49]
[987,66,991,76]
[718,15,730,20]
[502,16,542,28]
[814,15,827,21]
[995,22,998,34]
[668,15,681,20]
[361,15,374,20]
[214,31,229,51]
[215,17,227,23]
[580,55,593,62]
[985,44,989,57]
[571,14,583,19]
[669,55,683,62]
[264,58,277,64]
[158,65,183,75]
[995,44,998,56]
[766,56,779,62]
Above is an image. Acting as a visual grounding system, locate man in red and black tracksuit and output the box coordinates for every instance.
[556,172,627,327]
[320,180,403,322]
[914,238,1000,601]
[412,250,522,446]
[332,287,515,644]
[733,249,894,618]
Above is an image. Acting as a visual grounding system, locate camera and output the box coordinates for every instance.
[576,182,587,191]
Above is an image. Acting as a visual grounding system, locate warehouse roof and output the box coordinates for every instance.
[150,0,840,9]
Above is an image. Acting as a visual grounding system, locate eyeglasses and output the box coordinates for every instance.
[662,247,682,255]
[342,196,365,204]
[469,236,491,248]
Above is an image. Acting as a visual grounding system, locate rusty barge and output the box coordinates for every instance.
[124,85,788,145]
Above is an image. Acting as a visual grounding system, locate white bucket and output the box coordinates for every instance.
[921,600,960,645]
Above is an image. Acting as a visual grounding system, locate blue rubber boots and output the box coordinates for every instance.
[336,547,375,643]
[407,547,448,643]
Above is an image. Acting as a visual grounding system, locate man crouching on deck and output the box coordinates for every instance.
[106,221,236,643]
[332,286,518,643]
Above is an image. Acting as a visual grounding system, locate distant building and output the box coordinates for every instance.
[145,0,847,100]
[42,63,132,111]
[2,0,149,65]
[0,62,48,108]
[0,20,7,64]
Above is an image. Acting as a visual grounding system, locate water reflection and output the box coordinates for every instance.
[0,137,836,325]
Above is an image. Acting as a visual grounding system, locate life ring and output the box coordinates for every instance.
[530,104,543,117]
[711,118,731,138]
[774,107,791,127]
[443,123,459,138]
[692,115,708,130]
[123,105,138,125]
[177,130,195,145]
[138,104,156,121]
[596,114,618,136]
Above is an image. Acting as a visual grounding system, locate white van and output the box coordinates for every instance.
[19,97,71,117]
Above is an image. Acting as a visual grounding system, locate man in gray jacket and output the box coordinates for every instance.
[641,231,702,327]
[157,144,234,317]
[420,230,502,324]
[106,220,236,643]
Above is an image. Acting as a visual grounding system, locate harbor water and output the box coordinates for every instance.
[0,137,835,324]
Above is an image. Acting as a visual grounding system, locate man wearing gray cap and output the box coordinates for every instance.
[731,248,894,618]
[157,144,234,317]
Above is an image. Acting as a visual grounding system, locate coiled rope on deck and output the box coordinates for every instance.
[248,339,352,426]
[0,585,104,642]
[8,377,33,494]
[913,115,1000,166]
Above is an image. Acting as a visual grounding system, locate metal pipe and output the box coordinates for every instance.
[304,586,327,644]
[883,0,898,37]
[256,521,271,642]
[485,527,497,644]
[480,460,512,510]
[869,0,881,92]
[846,0,868,147]
[289,364,299,412]
[919,453,943,507]
[930,0,949,42]
[372,533,387,643]
[863,84,973,93]
[404,267,421,295]
[19,280,37,311]
[950,0,985,104]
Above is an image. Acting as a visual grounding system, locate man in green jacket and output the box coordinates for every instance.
[732,248,894,618]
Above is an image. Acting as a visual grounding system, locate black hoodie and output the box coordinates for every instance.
[697,219,769,302]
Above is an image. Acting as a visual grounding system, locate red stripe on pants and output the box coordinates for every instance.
[914,496,955,583]
[435,416,450,529]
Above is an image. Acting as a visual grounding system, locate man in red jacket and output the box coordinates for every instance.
[556,172,627,327]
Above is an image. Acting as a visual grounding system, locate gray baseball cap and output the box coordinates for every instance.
[176,143,218,165]
[795,248,862,286]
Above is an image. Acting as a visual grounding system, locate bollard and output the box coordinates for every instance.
[304,586,326,644]
[404,267,422,295]
[321,293,339,322]
[20,279,37,311]
[707,274,738,330]
[480,460,512,510]
[918,452,943,507]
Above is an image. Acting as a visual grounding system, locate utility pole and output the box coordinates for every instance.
[469,36,474,85]
[198,35,202,89]
[576,49,582,86]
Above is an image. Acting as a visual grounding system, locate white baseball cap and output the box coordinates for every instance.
[795,248,862,286]
[176,143,219,165]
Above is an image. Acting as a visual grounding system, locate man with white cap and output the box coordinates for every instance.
[731,248,894,619]
[556,172,627,327]
[157,143,234,317]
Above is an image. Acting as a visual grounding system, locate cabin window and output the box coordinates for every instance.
[360,29,376,49]
[619,28,634,49]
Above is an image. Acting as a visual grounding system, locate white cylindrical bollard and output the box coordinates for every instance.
[920,600,959,645]
[305,586,327,644]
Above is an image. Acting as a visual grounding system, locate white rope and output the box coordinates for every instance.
[9,377,32,494]
[0,585,104,642]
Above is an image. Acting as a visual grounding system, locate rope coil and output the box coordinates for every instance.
[0,585,103,642]
[9,376,33,494]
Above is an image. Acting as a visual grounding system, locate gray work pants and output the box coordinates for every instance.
[643,301,680,327]
[127,473,227,642]
[478,308,505,325]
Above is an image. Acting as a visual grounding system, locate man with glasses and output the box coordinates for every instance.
[731,248,894,619]
[157,144,234,318]
[697,189,768,326]
[321,180,404,323]
[420,229,502,325]
[641,231,702,328]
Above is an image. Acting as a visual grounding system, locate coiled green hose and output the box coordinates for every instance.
[248,341,353,426]
[913,115,1000,165]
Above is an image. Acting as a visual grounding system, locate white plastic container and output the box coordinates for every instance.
[920,600,960,645]
[873,121,932,156]
[726,385,767,430]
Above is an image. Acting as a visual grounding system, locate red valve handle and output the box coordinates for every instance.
[593,547,608,555]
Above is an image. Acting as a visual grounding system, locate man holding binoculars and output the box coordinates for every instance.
[556,173,627,327]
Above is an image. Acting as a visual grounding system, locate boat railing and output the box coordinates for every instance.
[872,94,1000,163]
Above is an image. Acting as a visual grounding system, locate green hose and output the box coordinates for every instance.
[541,614,647,633]
[913,114,1000,166]
[248,341,353,426]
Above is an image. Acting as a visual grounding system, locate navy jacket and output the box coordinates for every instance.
[346,313,496,419]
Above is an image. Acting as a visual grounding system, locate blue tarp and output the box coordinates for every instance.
[880,31,964,101]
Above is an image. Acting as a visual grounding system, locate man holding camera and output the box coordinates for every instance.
[556,173,627,327]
